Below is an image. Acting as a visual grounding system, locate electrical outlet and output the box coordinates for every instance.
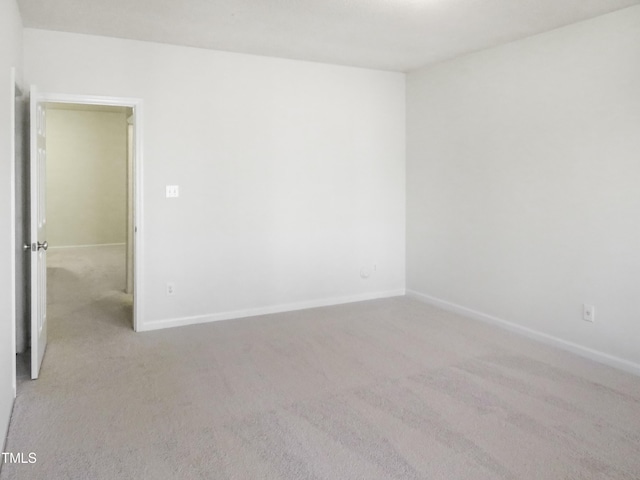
[583,304,595,323]
[167,283,175,295]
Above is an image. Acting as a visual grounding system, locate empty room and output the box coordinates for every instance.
[1,0,639,479]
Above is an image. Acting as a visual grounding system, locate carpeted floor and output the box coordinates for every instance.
[2,245,640,479]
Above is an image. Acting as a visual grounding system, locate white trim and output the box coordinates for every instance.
[406,289,640,377]
[138,289,406,332]
[49,243,126,250]
[133,102,144,332]
[38,93,137,108]
[37,92,144,332]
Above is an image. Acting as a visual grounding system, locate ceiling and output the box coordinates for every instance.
[17,0,640,72]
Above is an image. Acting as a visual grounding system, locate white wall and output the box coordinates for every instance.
[24,30,406,329]
[14,81,27,356]
[47,108,128,247]
[407,6,640,371]
[1,0,23,449]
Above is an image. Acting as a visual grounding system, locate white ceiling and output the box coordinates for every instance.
[17,0,640,72]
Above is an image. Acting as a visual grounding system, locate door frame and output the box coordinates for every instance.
[37,92,145,331]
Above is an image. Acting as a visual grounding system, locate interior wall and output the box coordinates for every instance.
[46,108,128,247]
[24,30,406,329]
[14,85,27,355]
[0,0,23,450]
[407,6,640,369]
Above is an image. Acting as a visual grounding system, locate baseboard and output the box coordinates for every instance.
[49,243,125,250]
[406,289,640,378]
[139,289,406,332]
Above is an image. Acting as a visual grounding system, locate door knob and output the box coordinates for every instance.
[37,241,48,251]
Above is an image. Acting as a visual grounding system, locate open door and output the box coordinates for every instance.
[29,86,48,379]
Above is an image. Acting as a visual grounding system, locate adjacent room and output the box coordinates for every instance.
[1,0,639,478]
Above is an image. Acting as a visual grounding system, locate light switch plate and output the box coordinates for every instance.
[166,185,179,198]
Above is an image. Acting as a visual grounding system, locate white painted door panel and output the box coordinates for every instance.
[30,86,48,379]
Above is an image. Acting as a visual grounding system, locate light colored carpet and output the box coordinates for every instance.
[3,245,640,479]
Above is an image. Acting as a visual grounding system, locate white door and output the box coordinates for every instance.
[30,86,48,379]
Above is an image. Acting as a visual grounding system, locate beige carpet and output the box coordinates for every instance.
[2,245,640,479]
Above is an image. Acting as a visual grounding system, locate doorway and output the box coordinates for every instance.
[46,103,133,331]
[21,92,144,381]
